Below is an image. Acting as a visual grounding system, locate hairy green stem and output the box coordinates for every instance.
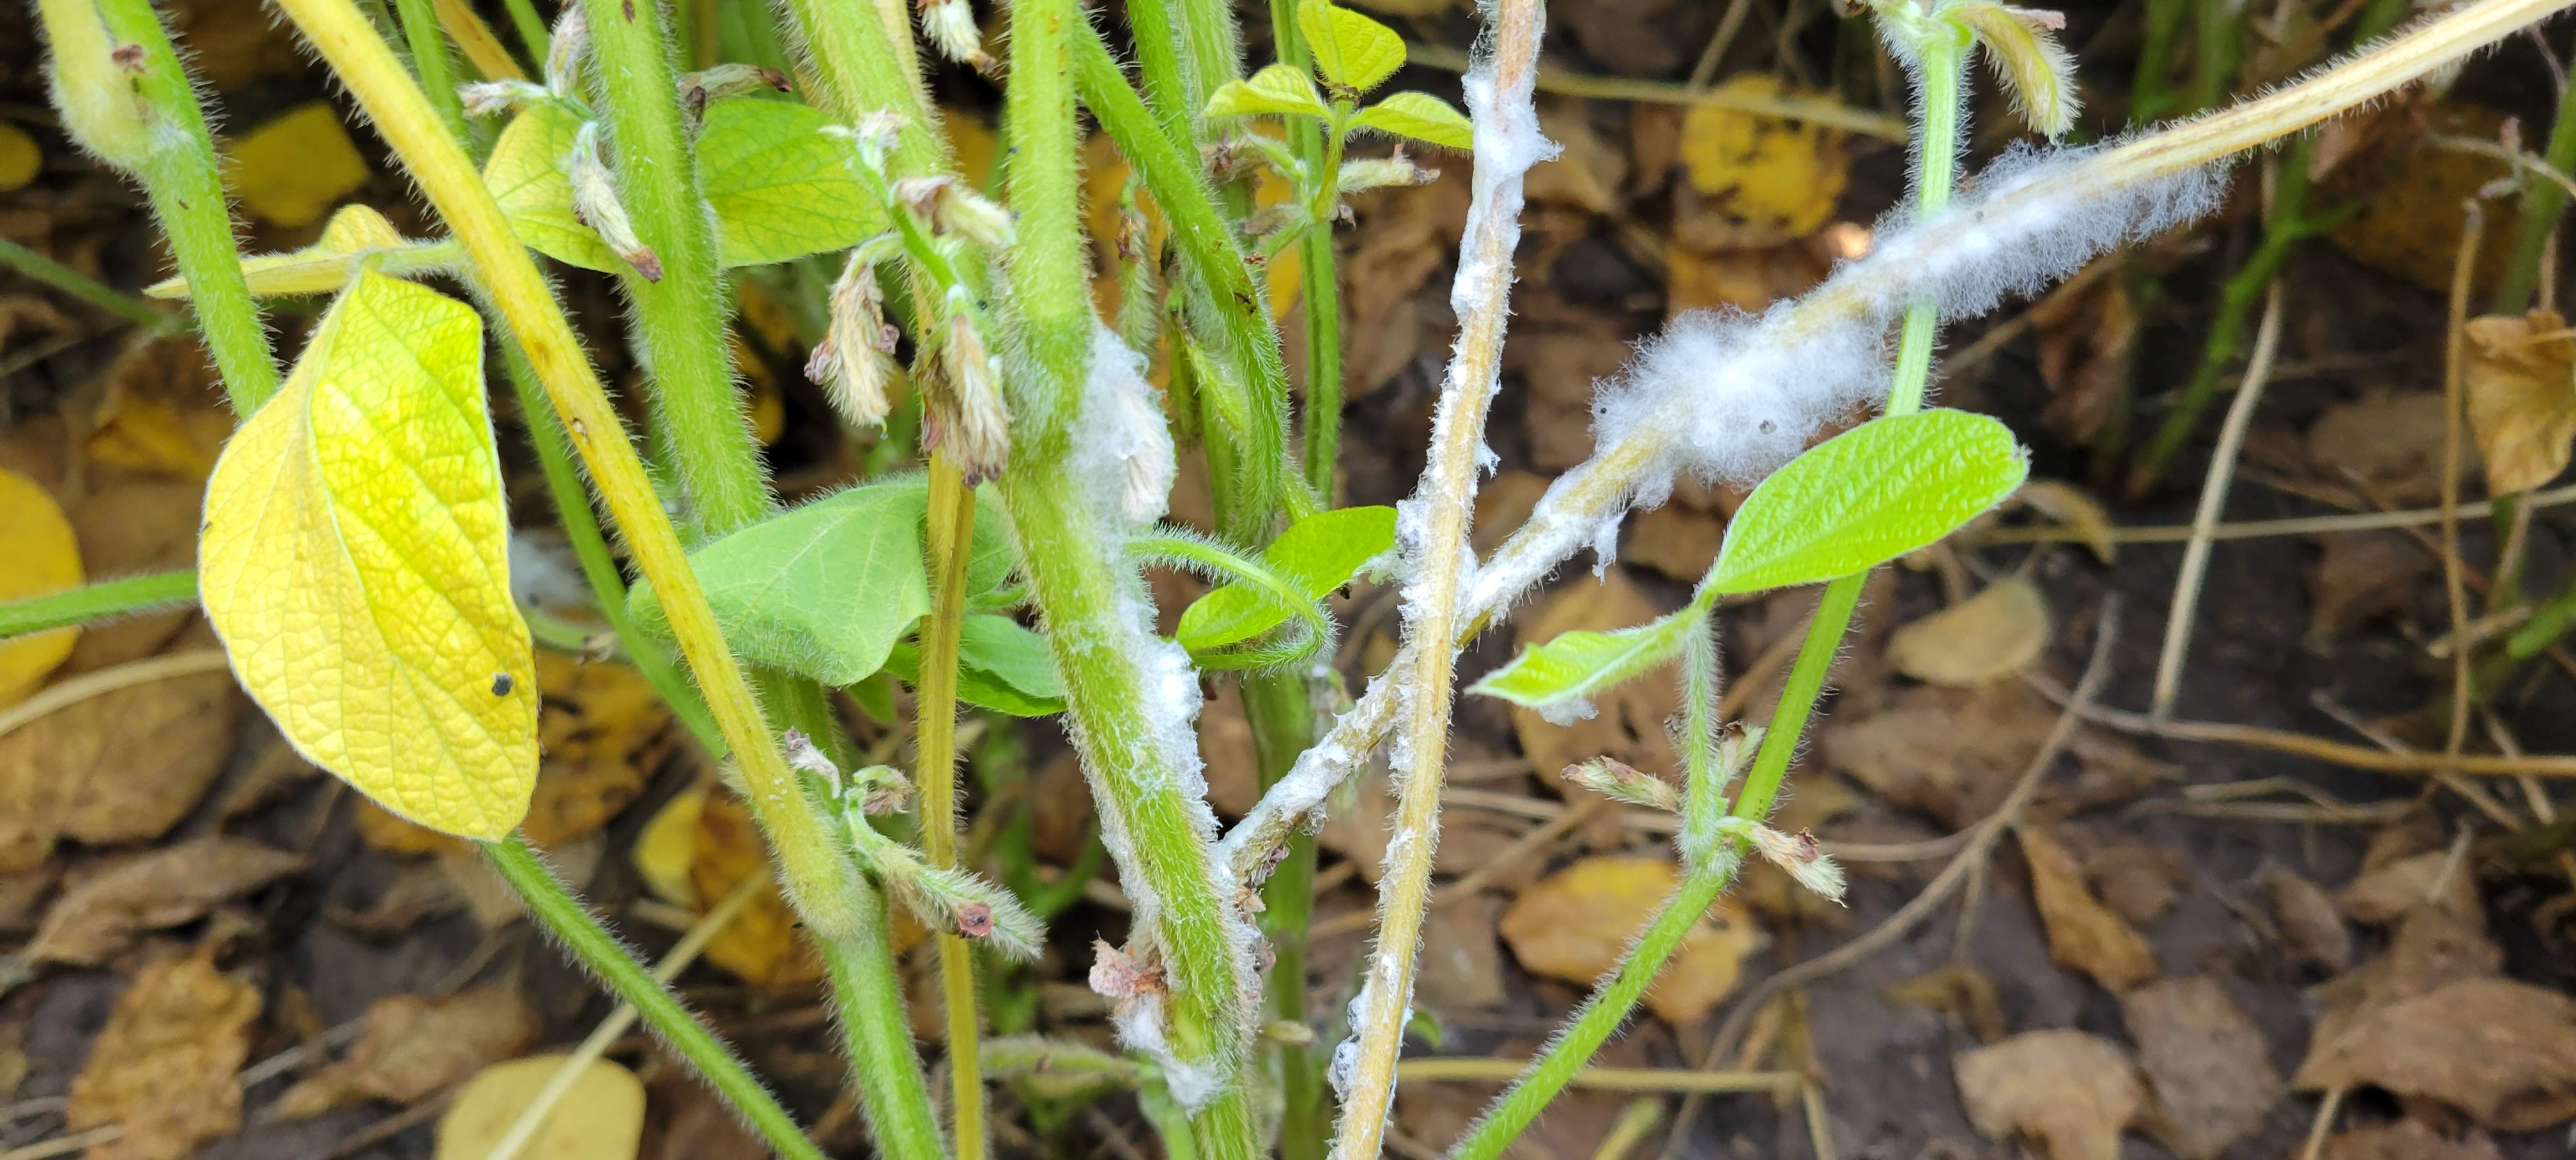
[392,0,467,142]
[481,835,828,1160]
[2189,0,2239,114]
[0,236,181,334]
[37,0,280,413]
[820,894,952,1157]
[0,570,197,641]
[581,0,770,540]
[2495,59,2576,312]
[921,459,987,1160]
[1073,23,1310,524]
[499,0,548,63]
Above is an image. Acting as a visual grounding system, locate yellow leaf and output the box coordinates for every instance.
[632,785,706,909]
[1887,577,2051,687]
[1677,76,1849,250]
[199,271,538,840]
[0,468,82,707]
[435,1055,645,1160]
[1498,855,1765,1024]
[0,121,41,194]
[2464,309,2576,494]
[226,103,372,227]
[148,205,453,301]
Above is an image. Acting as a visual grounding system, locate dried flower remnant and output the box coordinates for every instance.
[918,0,999,75]
[566,121,663,281]
[809,242,904,429]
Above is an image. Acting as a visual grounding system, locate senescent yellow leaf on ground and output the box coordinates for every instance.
[0,468,83,707]
[226,102,372,227]
[199,270,538,840]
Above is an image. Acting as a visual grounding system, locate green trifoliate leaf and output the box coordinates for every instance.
[1467,604,1705,723]
[1350,92,1473,150]
[1703,409,2028,596]
[1205,63,1330,121]
[1298,0,1406,93]
[629,480,930,685]
[1176,505,1396,652]
[484,98,885,271]
[887,614,1066,717]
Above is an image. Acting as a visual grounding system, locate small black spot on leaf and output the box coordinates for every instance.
[491,672,514,696]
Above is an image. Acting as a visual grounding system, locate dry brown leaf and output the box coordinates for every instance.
[2018,826,2159,991]
[84,337,234,484]
[641,1054,774,1160]
[2324,110,2517,295]
[65,482,203,672]
[2306,389,2473,504]
[2295,977,2576,1131]
[0,1025,26,1098]
[1498,855,1765,1024]
[1525,103,1625,215]
[275,986,540,1119]
[2030,268,2139,443]
[0,625,241,873]
[1197,682,1262,818]
[2014,480,2117,564]
[1504,324,1632,472]
[1342,177,1463,399]
[26,838,305,966]
[691,792,827,991]
[326,862,468,935]
[65,954,261,1160]
[1887,578,2050,687]
[1821,681,2060,828]
[2085,837,2187,927]
[1887,962,2008,1042]
[1415,894,1507,1009]
[2120,976,2285,1159]
[2464,309,2576,494]
[2259,864,2354,973]
[2337,849,2481,926]
[1506,570,1682,787]
[1473,470,1552,557]
[1625,503,1725,581]
[2306,531,2433,644]
[1675,76,1848,250]
[1954,1029,2143,1160]
[2311,904,2504,1062]
[2320,1120,2507,1160]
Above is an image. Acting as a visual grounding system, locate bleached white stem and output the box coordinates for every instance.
[1326,0,1551,1154]
[1219,0,2570,885]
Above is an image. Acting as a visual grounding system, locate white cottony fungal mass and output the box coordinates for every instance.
[1583,140,2225,545]
[1071,323,1179,531]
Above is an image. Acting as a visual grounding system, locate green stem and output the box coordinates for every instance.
[1885,25,1963,418]
[2189,0,2239,113]
[1246,671,1323,1160]
[1446,862,1730,1160]
[2128,211,2310,494]
[0,570,197,641]
[0,237,182,334]
[1116,0,1204,144]
[1073,22,1309,524]
[392,0,467,143]
[480,835,828,1160]
[580,0,770,539]
[819,892,952,1157]
[2131,0,2190,122]
[920,461,987,1160]
[778,0,946,178]
[2495,62,2576,312]
[500,0,548,63]
[497,332,722,749]
[38,0,281,414]
[1292,103,1344,499]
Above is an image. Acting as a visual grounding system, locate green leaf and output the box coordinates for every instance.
[1204,63,1330,121]
[887,614,1066,717]
[1176,506,1395,652]
[1350,91,1474,150]
[1704,409,2029,595]
[1466,605,1703,719]
[963,488,1022,606]
[1298,0,1406,93]
[627,479,930,685]
[483,98,884,272]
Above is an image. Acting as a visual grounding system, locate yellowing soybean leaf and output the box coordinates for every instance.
[0,468,82,707]
[148,204,459,300]
[1468,604,1701,721]
[199,271,539,841]
[1352,92,1474,150]
[1300,0,1406,93]
[484,99,885,273]
[226,102,372,227]
[1706,409,2028,595]
[1206,63,1330,121]
[627,478,931,685]
[1177,505,1395,652]
[0,121,40,193]
[1677,76,1849,248]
